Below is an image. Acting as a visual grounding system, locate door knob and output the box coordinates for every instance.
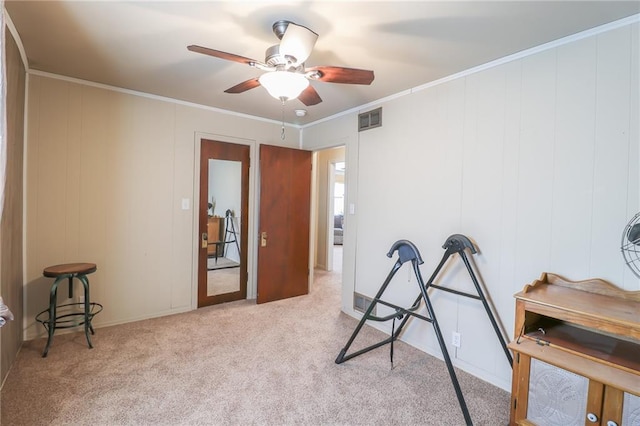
[261,232,268,247]
[202,232,208,249]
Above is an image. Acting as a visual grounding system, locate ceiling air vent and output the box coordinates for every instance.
[358,107,382,131]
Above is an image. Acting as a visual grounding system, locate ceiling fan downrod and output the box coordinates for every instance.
[280,99,286,140]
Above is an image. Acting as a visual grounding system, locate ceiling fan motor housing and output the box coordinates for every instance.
[265,45,307,73]
[265,45,286,66]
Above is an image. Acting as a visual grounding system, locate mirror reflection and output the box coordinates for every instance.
[207,159,241,296]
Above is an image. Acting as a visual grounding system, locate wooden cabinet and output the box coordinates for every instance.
[207,216,225,257]
[508,272,640,426]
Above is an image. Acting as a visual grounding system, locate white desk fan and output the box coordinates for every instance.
[621,212,640,278]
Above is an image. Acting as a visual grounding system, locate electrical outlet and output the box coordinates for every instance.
[452,331,461,348]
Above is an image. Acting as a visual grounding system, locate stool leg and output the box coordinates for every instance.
[78,274,94,348]
[43,277,63,358]
[80,275,95,335]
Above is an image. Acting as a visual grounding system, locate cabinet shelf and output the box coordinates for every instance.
[521,318,640,374]
[516,281,640,341]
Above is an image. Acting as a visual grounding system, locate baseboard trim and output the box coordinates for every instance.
[340,308,511,392]
[24,305,193,341]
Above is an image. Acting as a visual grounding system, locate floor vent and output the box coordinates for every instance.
[353,292,376,315]
[358,107,382,131]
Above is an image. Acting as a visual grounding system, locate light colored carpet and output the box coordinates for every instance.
[1,267,509,425]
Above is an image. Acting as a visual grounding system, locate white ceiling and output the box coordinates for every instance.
[6,1,640,126]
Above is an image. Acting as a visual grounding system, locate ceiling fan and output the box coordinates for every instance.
[187,20,375,106]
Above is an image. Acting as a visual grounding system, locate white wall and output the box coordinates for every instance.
[24,74,300,339]
[304,114,359,314]
[303,20,640,391]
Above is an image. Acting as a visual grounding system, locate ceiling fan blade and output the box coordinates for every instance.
[279,23,318,65]
[298,85,322,106]
[307,66,374,85]
[224,78,261,94]
[187,45,258,66]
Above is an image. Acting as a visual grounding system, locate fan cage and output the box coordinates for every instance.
[621,212,640,279]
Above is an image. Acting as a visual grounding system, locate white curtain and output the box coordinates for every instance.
[0,1,6,317]
[0,1,6,220]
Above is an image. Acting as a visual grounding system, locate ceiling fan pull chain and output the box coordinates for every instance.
[280,99,286,140]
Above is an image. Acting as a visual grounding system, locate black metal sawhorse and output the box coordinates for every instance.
[335,235,512,426]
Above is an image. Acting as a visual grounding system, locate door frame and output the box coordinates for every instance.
[312,147,346,273]
[326,161,337,271]
[191,133,258,309]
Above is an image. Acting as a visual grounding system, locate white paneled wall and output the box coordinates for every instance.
[25,75,298,339]
[591,27,635,287]
[304,21,639,391]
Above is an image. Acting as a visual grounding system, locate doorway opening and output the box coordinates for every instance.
[314,146,345,276]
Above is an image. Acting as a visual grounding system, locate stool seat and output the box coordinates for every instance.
[43,263,97,277]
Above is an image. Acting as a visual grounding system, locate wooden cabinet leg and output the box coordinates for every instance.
[510,352,531,425]
[602,387,623,426]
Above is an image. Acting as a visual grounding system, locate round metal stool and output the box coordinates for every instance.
[36,263,102,357]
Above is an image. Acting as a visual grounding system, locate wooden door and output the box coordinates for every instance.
[198,139,249,307]
[257,144,312,304]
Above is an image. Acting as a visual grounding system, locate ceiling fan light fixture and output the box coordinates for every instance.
[188,20,373,108]
[259,71,309,101]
